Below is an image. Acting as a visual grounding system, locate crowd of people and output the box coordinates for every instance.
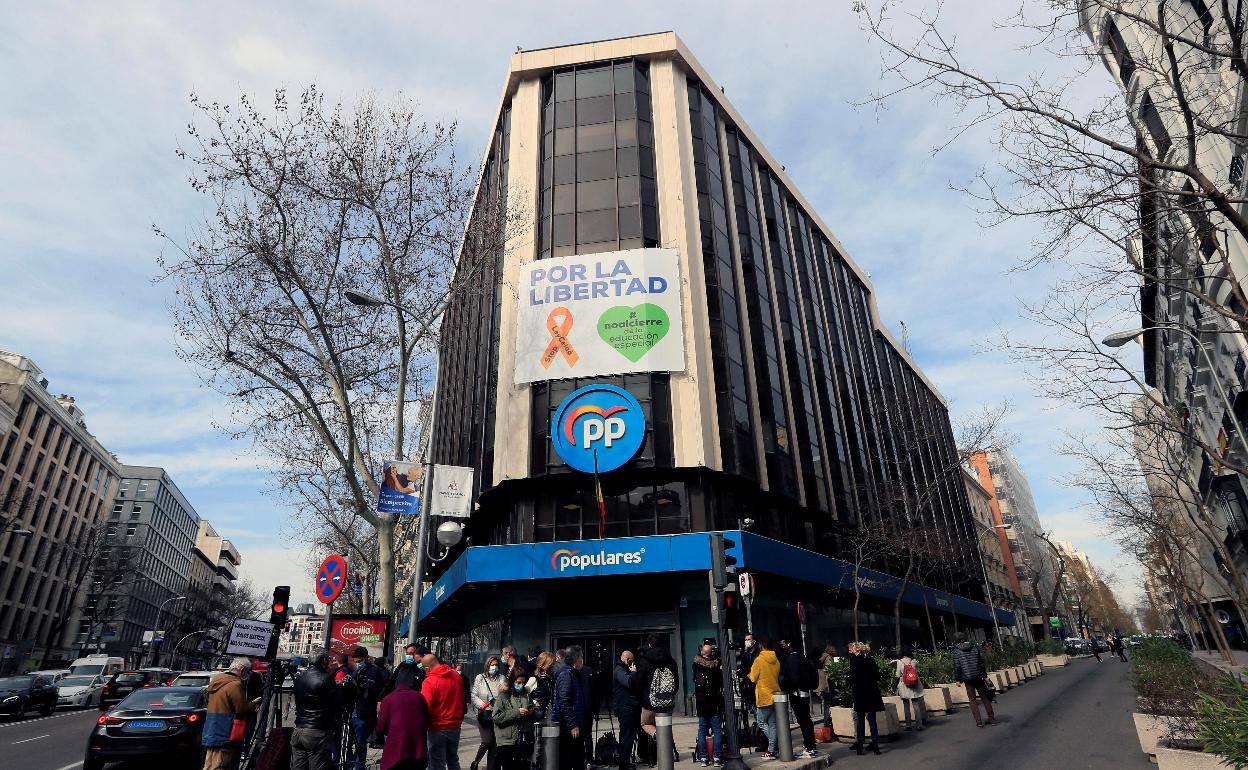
[203,630,1036,770]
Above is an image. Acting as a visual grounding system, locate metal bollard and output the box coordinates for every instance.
[656,713,674,770]
[542,723,560,770]
[772,693,794,761]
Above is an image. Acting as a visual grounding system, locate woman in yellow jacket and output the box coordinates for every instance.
[748,638,781,758]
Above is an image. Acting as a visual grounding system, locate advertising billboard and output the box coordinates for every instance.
[514,248,685,384]
[376,460,421,515]
[327,614,390,659]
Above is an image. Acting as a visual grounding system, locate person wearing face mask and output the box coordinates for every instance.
[735,633,758,740]
[387,644,429,696]
[613,651,641,770]
[691,643,724,767]
[470,656,505,770]
[346,647,386,770]
[492,669,536,770]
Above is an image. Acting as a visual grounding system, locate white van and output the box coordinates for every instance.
[68,655,124,678]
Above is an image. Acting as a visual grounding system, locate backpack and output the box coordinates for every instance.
[636,730,657,765]
[797,657,819,691]
[595,731,620,765]
[750,721,770,752]
[902,662,919,688]
[692,667,714,698]
[645,663,678,712]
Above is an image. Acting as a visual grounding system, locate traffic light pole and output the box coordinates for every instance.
[710,533,746,770]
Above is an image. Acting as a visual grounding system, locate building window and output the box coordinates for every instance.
[137,480,149,496]
[0,433,16,467]
[118,479,130,496]
[1103,19,1135,86]
[1139,92,1172,158]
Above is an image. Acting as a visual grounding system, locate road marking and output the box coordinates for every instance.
[12,733,50,744]
[0,709,97,728]
[53,763,84,770]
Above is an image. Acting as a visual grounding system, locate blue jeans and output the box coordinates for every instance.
[696,713,722,761]
[429,728,462,770]
[757,705,777,752]
[347,715,375,770]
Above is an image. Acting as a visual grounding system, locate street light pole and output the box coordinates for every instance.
[974,523,1010,647]
[151,595,185,667]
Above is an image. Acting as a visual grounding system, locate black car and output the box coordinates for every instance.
[100,670,173,710]
[0,673,58,719]
[85,687,207,770]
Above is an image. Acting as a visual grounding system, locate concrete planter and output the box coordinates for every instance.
[1155,744,1223,770]
[935,682,970,706]
[989,671,1009,691]
[829,705,901,742]
[1029,660,1043,676]
[1012,665,1027,682]
[922,685,953,714]
[1037,654,1069,668]
[1133,713,1167,757]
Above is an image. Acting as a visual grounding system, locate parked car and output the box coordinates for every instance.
[100,670,173,710]
[57,674,106,709]
[0,674,58,719]
[84,687,207,770]
[169,670,224,688]
[32,669,72,683]
[69,655,124,678]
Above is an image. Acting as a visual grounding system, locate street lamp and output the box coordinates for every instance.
[170,630,210,669]
[151,595,186,667]
[343,289,387,307]
[1102,324,1248,461]
[974,522,1011,647]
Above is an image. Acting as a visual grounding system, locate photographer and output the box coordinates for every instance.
[291,652,341,770]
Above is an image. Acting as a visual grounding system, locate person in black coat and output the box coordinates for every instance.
[847,642,882,756]
[613,651,641,770]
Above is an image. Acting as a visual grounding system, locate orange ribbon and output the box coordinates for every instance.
[541,306,579,369]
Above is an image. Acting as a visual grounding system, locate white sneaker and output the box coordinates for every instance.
[803,750,819,758]
[701,761,709,767]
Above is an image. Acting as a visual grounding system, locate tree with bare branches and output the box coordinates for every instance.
[158,86,522,615]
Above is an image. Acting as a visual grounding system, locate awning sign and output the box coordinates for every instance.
[514,248,686,384]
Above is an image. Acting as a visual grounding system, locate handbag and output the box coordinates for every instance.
[228,716,248,743]
[595,710,620,765]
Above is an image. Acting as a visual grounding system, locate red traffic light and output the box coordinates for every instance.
[272,602,286,613]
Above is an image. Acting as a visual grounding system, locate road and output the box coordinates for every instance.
[0,706,97,770]
[837,655,1150,769]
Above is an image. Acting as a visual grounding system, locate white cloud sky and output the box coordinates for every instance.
[0,1,1143,612]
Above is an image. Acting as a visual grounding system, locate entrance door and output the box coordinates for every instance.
[553,631,671,718]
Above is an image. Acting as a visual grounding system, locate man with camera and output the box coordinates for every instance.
[291,652,341,770]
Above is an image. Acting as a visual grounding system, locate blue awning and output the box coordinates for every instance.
[407,530,1014,629]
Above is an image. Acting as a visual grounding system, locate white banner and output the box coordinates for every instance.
[514,248,686,384]
[225,618,273,657]
[430,464,474,518]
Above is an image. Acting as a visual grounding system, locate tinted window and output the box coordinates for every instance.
[118,689,203,709]
[0,676,34,689]
[114,673,146,684]
[60,676,98,687]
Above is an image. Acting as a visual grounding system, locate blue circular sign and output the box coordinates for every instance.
[551,384,646,473]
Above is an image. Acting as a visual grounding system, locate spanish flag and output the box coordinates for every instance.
[593,450,607,539]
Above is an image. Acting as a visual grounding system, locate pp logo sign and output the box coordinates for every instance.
[551,384,646,473]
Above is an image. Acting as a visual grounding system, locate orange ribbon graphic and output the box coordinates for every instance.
[541,306,579,369]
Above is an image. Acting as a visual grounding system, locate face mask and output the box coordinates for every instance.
[404,655,415,665]
[489,665,499,676]
[356,662,365,670]
[513,683,525,693]
[416,662,424,670]
[745,640,755,649]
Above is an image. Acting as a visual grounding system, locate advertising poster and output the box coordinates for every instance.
[430,464,474,518]
[514,248,686,384]
[328,614,390,659]
[376,460,421,515]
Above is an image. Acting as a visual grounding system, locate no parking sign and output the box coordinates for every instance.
[317,553,347,604]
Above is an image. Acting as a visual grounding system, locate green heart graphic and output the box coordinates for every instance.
[597,303,671,363]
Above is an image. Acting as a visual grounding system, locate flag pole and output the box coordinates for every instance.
[593,450,606,539]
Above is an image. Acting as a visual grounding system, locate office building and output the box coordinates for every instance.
[962,468,1025,639]
[0,351,120,671]
[413,33,1011,680]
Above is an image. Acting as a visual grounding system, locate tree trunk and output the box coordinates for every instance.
[852,562,862,640]
[893,560,914,652]
[921,591,937,651]
[377,515,396,614]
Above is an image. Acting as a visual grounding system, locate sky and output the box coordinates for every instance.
[0,1,1143,611]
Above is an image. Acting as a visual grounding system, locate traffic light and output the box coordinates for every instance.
[723,592,740,629]
[710,533,738,588]
[269,585,290,630]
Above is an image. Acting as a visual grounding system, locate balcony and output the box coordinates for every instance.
[217,557,239,581]
[220,539,241,567]
[214,573,234,593]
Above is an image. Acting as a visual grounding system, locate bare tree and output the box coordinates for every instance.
[38,519,114,665]
[157,86,523,615]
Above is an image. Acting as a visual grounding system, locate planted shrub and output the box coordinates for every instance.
[915,650,953,684]
[1036,638,1065,655]
[1131,637,1217,744]
[1196,674,1248,768]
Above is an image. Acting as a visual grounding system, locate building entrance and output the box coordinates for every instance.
[553,631,671,716]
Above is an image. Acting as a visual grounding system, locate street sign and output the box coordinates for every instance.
[550,384,646,473]
[316,553,348,604]
[738,572,754,598]
[225,618,274,657]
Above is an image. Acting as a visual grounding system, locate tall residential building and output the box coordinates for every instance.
[969,447,1071,639]
[962,468,1026,640]
[410,33,1011,677]
[194,520,242,632]
[80,466,201,662]
[277,612,326,659]
[0,351,120,672]
[1081,2,1248,647]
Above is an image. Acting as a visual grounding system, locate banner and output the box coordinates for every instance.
[327,614,390,659]
[514,248,686,384]
[377,460,421,515]
[430,464,474,518]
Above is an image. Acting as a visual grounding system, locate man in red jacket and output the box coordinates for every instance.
[422,653,466,770]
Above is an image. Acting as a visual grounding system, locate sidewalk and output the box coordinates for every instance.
[1193,649,1246,680]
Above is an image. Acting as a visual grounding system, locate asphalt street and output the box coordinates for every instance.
[0,706,98,770]
[828,655,1151,769]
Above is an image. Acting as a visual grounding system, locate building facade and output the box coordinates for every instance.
[278,612,326,659]
[0,351,120,672]
[969,448,1072,640]
[962,468,1026,639]
[79,466,201,662]
[1082,1,1248,649]
[413,33,1011,680]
